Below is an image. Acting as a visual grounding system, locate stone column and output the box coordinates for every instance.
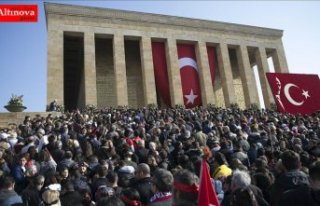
[195,41,215,106]
[140,37,157,106]
[236,45,260,108]
[255,46,274,108]
[84,32,97,106]
[47,29,64,106]
[272,41,289,73]
[113,34,128,106]
[216,42,236,107]
[165,38,184,106]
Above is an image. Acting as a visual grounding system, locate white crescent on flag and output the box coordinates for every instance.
[178,57,198,72]
[284,83,304,106]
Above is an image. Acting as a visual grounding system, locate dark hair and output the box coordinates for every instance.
[65,151,73,159]
[39,150,51,162]
[173,170,199,204]
[281,150,300,171]
[97,165,108,177]
[97,196,125,206]
[309,161,320,181]
[0,175,15,189]
[214,152,228,166]
[32,174,45,186]
[121,188,141,206]
[152,169,173,192]
[231,187,258,206]
[107,171,118,184]
[63,180,75,191]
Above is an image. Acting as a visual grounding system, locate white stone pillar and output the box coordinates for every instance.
[84,32,97,106]
[255,46,274,108]
[165,38,184,106]
[47,29,64,106]
[140,37,157,106]
[113,34,128,106]
[272,41,289,73]
[236,45,260,107]
[216,42,236,107]
[195,41,215,106]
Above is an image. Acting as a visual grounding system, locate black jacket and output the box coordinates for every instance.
[279,185,320,206]
[60,190,83,206]
[270,170,309,206]
[221,185,269,206]
[21,185,42,206]
[131,177,153,204]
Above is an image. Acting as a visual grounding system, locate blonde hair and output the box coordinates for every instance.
[42,190,61,206]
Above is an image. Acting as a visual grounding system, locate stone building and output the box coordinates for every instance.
[45,3,288,111]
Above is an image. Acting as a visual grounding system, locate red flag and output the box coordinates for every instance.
[266,73,320,114]
[198,159,220,206]
[207,46,216,87]
[152,42,171,107]
[177,44,202,108]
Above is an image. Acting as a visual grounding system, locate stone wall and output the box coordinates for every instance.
[0,112,61,129]
[95,37,116,107]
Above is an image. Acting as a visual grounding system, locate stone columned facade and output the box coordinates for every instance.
[45,3,289,110]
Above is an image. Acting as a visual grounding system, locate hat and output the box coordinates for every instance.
[0,141,10,150]
[185,130,191,139]
[38,128,45,135]
[0,132,9,140]
[119,165,135,174]
[97,185,114,196]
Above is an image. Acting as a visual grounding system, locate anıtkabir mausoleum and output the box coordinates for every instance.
[45,3,289,111]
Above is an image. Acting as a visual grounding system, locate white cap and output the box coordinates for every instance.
[119,165,135,174]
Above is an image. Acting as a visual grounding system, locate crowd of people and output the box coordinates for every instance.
[0,105,319,206]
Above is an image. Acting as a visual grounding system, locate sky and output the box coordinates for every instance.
[0,0,319,112]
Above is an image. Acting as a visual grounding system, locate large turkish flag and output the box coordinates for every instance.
[266,73,320,114]
[177,44,202,108]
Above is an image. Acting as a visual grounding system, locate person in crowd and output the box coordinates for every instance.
[49,99,58,112]
[106,170,123,195]
[270,150,309,206]
[279,160,320,206]
[131,163,153,205]
[11,154,29,194]
[21,174,45,206]
[228,170,269,206]
[96,196,125,206]
[148,168,173,206]
[0,175,23,206]
[173,169,199,206]
[212,152,232,181]
[121,188,142,206]
[42,188,61,206]
[60,181,83,206]
[0,105,319,206]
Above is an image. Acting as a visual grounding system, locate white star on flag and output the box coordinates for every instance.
[184,89,198,104]
[302,90,310,99]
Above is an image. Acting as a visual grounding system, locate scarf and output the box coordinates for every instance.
[149,192,172,203]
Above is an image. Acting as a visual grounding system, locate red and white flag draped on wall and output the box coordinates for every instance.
[207,46,216,87]
[152,42,171,107]
[266,72,320,115]
[177,44,202,108]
